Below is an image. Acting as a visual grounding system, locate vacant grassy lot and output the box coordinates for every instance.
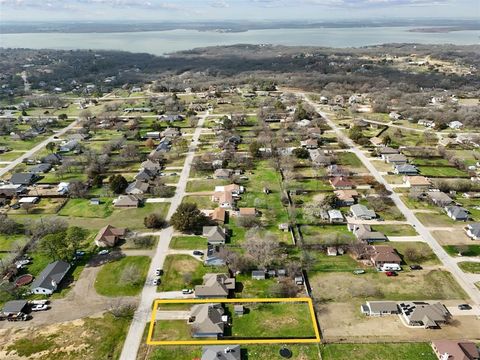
[417,166,469,178]
[320,343,437,360]
[390,241,440,266]
[443,244,480,257]
[186,179,229,192]
[181,195,215,210]
[158,255,225,291]
[373,224,417,237]
[95,256,150,296]
[3,312,131,360]
[234,273,279,298]
[170,236,206,250]
[59,198,114,218]
[228,302,316,339]
[458,262,480,274]
[337,152,367,173]
[310,269,466,302]
[301,224,355,245]
[0,234,26,252]
[310,251,365,273]
[417,212,456,227]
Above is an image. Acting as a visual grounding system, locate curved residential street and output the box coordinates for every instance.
[301,92,480,306]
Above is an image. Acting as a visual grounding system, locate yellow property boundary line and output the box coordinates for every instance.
[147,297,321,345]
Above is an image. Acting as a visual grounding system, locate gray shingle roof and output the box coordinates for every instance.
[30,260,71,292]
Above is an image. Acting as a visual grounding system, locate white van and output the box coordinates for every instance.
[381,263,401,272]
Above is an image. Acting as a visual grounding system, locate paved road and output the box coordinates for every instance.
[119,111,208,360]
[301,93,480,306]
[0,120,79,178]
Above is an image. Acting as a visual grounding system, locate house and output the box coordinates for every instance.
[300,139,318,149]
[466,223,480,240]
[398,302,450,328]
[41,153,62,165]
[202,345,242,360]
[135,169,156,182]
[215,184,244,196]
[385,153,408,165]
[349,224,387,243]
[68,133,90,142]
[350,204,376,220]
[431,340,479,360]
[94,225,126,247]
[28,163,52,174]
[0,184,25,198]
[59,140,79,153]
[238,208,259,217]
[403,176,431,190]
[205,244,226,267]
[195,273,235,298]
[377,147,399,159]
[57,182,70,195]
[1,300,28,316]
[310,150,332,166]
[114,195,140,208]
[203,226,227,245]
[328,209,344,223]
[448,121,463,130]
[214,169,233,180]
[141,159,162,173]
[161,114,184,123]
[328,164,349,177]
[394,164,418,175]
[327,247,338,256]
[0,146,10,154]
[427,191,453,207]
[210,207,227,224]
[361,301,399,316]
[445,206,469,221]
[370,245,401,267]
[189,303,226,338]
[18,196,39,204]
[30,260,71,295]
[330,176,354,190]
[370,137,384,147]
[126,180,149,195]
[251,270,266,280]
[334,189,359,206]
[418,119,435,128]
[161,127,181,138]
[10,173,39,185]
[212,191,234,209]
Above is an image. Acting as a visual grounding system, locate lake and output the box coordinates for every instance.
[1,26,479,55]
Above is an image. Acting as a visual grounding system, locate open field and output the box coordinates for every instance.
[458,262,480,274]
[169,235,206,250]
[320,343,437,360]
[59,198,114,218]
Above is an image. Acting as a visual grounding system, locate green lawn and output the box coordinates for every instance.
[390,241,440,266]
[170,236,206,250]
[321,343,437,360]
[458,262,480,274]
[417,166,469,178]
[95,256,150,296]
[158,255,226,291]
[58,198,114,218]
[0,234,26,251]
[151,320,192,341]
[182,195,216,210]
[235,273,279,298]
[186,179,229,192]
[227,302,316,339]
[443,245,480,257]
[309,251,365,272]
[301,224,355,245]
[337,152,367,172]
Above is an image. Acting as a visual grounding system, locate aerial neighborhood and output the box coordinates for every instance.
[0,43,479,360]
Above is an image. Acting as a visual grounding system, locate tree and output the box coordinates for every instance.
[58,113,68,121]
[120,264,142,285]
[249,141,262,158]
[145,138,155,149]
[242,232,281,269]
[236,216,262,229]
[120,144,141,161]
[39,226,86,262]
[268,278,299,297]
[293,147,310,159]
[27,217,68,239]
[144,213,166,229]
[0,215,21,235]
[109,174,128,194]
[46,142,56,153]
[170,203,210,232]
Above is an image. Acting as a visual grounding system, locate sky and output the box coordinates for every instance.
[0,0,478,22]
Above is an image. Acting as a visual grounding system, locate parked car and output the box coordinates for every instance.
[31,304,49,311]
[155,268,163,276]
[75,250,86,256]
[29,300,49,305]
[153,278,160,286]
[409,264,422,270]
[15,259,30,268]
[385,271,397,277]
[458,304,472,310]
[193,250,204,256]
[353,269,365,275]
[182,289,193,294]
[98,249,109,255]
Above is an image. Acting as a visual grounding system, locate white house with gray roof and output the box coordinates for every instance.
[202,345,241,360]
[30,260,71,295]
[189,303,226,338]
[350,204,376,220]
[466,223,480,240]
